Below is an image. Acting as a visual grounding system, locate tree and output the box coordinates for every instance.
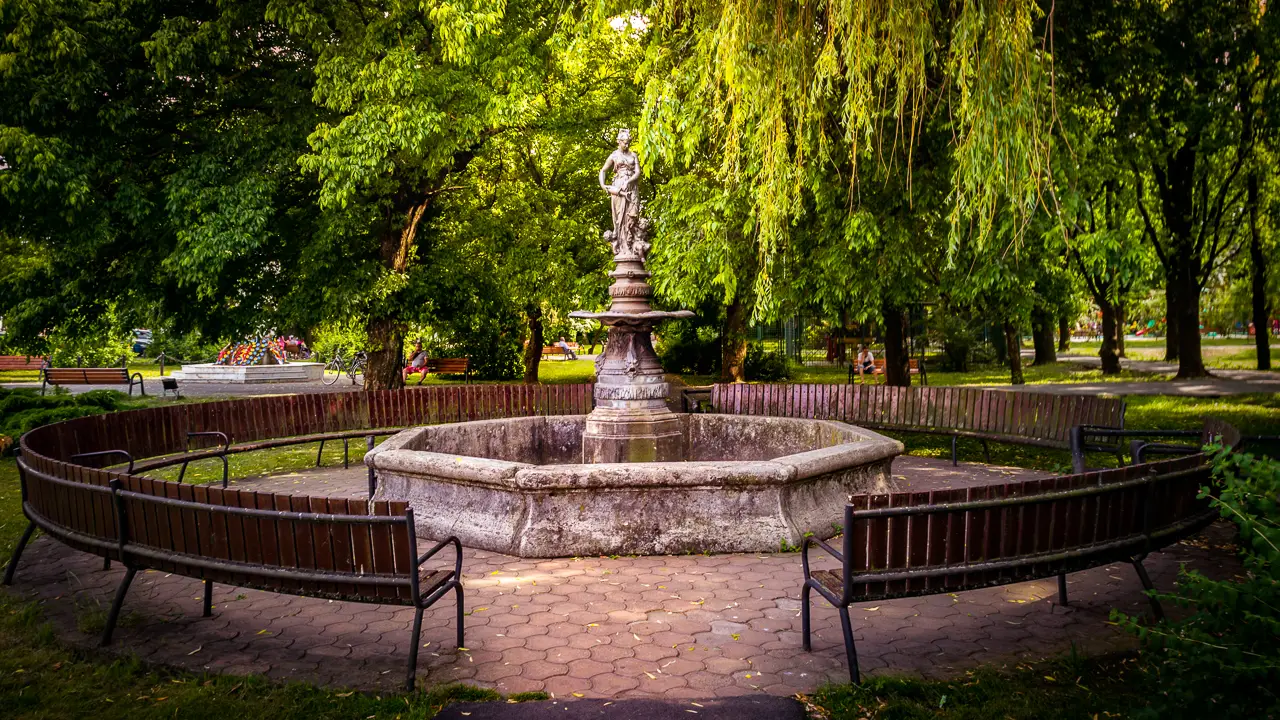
[642,0,1053,321]
[268,0,582,389]
[1055,0,1279,378]
[0,0,321,352]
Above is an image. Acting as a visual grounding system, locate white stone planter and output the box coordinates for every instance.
[169,362,325,384]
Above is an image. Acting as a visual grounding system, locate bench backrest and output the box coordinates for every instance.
[429,358,469,374]
[832,453,1211,602]
[18,459,417,603]
[0,355,46,370]
[711,383,1125,444]
[45,367,130,384]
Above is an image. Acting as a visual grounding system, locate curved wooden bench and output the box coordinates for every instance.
[711,383,1127,465]
[801,421,1235,683]
[4,384,594,688]
[5,458,463,690]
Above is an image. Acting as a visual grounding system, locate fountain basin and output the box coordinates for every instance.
[366,414,903,557]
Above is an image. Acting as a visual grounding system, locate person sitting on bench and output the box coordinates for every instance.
[856,344,875,379]
[557,336,578,360]
[402,340,429,383]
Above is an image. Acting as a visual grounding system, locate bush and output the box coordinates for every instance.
[1114,447,1280,719]
[0,388,130,452]
[657,324,721,376]
[144,328,223,363]
[744,343,791,381]
[45,324,132,368]
[310,319,366,362]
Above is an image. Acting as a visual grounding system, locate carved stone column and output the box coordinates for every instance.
[571,230,692,463]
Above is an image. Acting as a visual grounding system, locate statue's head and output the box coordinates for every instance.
[616,128,631,150]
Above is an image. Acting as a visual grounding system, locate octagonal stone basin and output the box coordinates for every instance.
[365,414,903,557]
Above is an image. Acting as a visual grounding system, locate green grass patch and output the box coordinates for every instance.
[791,361,1158,386]
[808,653,1151,720]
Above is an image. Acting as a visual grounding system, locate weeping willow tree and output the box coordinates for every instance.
[639,0,1053,318]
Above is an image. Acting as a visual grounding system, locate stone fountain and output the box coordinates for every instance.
[366,129,903,557]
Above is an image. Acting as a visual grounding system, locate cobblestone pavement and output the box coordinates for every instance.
[8,507,1239,699]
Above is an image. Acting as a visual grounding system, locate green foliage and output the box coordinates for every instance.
[0,388,127,447]
[744,343,791,381]
[1113,447,1280,719]
[657,322,720,376]
[142,327,222,363]
[310,319,367,362]
[45,320,132,368]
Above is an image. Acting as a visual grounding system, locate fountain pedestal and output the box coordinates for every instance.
[571,249,692,463]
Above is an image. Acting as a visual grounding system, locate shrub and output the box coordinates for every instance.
[1114,447,1280,719]
[0,388,130,451]
[744,343,791,381]
[657,324,720,376]
[45,324,133,368]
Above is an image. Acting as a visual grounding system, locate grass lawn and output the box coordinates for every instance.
[398,358,597,387]
[1067,338,1277,370]
[792,360,1159,386]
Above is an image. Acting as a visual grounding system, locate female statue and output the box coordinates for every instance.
[599,129,641,253]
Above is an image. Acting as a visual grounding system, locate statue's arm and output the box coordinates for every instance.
[598,155,616,193]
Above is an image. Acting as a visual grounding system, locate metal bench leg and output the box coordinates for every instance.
[1057,573,1068,606]
[367,436,377,497]
[316,439,325,467]
[203,580,214,617]
[2,521,36,585]
[103,557,111,571]
[454,582,465,649]
[800,583,812,651]
[837,606,861,684]
[981,439,992,464]
[406,606,426,692]
[101,566,138,646]
[951,436,959,466]
[1130,555,1165,621]
[343,438,350,469]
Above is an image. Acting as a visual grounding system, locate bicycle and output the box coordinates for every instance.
[322,350,366,386]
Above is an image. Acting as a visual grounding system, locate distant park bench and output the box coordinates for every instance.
[847,358,920,383]
[42,366,145,396]
[428,357,470,382]
[541,343,579,360]
[0,355,47,372]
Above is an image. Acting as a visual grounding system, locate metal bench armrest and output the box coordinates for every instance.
[418,536,463,581]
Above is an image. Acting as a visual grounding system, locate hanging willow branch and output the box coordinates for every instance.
[638,0,1052,311]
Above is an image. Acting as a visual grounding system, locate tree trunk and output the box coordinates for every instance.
[1249,172,1272,370]
[1032,309,1056,365]
[991,324,1007,365]
[1173,258,1208,378]
[1164,267,1181,363]
[1003,321,1024,385]
[1115,300,1126,358]
[880,301,911,386]
[720,296,748,382]
[522,307,543,384]
[364,316,405,390]
[1058,315,1071,352]
[1098,299,1121,375]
